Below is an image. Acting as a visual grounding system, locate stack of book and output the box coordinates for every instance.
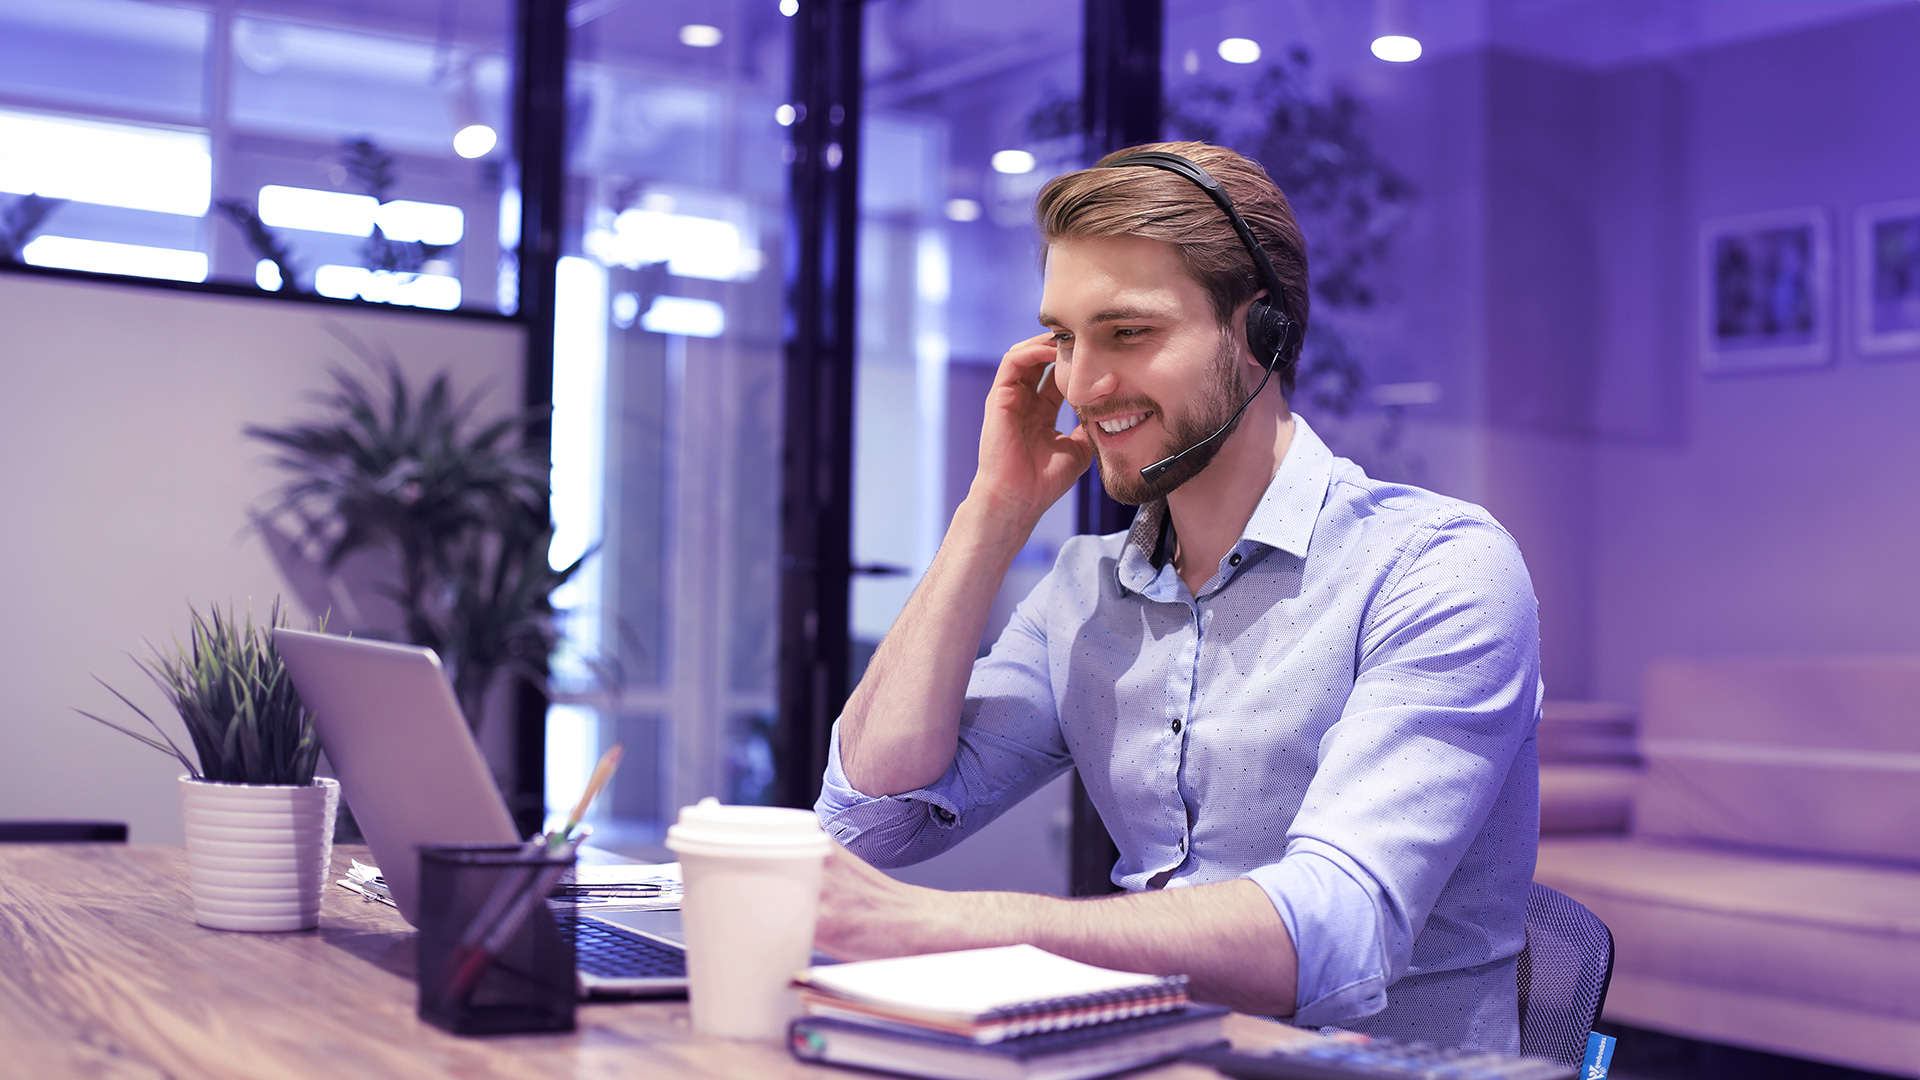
[787,944,1228,1080]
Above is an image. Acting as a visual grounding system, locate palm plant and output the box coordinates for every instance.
[247,356,586,730]
[77,600,320,786]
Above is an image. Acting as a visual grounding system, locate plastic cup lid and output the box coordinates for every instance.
[665,797,830,856]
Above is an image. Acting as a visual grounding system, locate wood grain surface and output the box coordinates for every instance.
[0,845,1307,1079]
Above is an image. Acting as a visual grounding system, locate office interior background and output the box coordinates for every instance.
[0,0,1915,1055]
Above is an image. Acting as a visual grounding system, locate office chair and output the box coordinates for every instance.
[0,821,129,842]
[1518,881,1615,1068]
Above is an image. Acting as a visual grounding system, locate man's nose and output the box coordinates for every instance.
[1063,350,1119,411]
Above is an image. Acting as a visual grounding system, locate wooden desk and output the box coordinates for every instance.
[0,845,1308,1079]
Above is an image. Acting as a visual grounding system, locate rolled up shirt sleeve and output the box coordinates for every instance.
[815,562,1075,868]
[1244,511,1541,1027]
[1247,839,1395,1027]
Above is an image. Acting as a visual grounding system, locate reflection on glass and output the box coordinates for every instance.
[21,235,208,282]
[545,2,791,850]
[0,0,208,120]
[846,0,1083,894]
[855,0,1083,669]
[1165,0,1422,480]
[0,1,514,311]
[0,110,211,216]
[229,16,509,156]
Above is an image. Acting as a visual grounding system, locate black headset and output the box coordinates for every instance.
[1099,150,1298,484]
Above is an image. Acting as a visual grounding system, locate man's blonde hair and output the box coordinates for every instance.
[1034,141,1310,394]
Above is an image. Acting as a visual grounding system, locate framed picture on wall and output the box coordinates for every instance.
[1856,198,1920,356]
[1700,208,1829,373]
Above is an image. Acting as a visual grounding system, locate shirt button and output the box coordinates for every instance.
[1171,718,1182,734]
[1228,552,1242,567]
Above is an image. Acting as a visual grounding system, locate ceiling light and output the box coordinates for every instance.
[0,109,210,217]
[611,291,641,328]
[591,209,749,281]
[679,24,722,47]
[641,296,726,338]
[944,198,982,222]
[1370,35,1422,62]
[453,124,497,159]
[990,150,1035,175]
[22,235,207,282]
[1371,0,1421,62]
[374,200,465,246]
[258,185,378,236]
[779,0,798,14]
[314,265,462,310]
[1217,38,1261,64]
[775,104,796,126]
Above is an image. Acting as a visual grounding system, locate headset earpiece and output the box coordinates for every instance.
[1103,149,1300,485]
[1245,298,1291,373]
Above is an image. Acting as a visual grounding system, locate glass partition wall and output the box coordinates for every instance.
[844,0,1084,893]
[543,2,792,851]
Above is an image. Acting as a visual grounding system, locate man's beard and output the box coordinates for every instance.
[1082,332,1248,506]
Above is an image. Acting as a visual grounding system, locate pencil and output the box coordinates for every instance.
[550,743,623,851]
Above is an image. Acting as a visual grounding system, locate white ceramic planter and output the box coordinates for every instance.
[180,776,340,932]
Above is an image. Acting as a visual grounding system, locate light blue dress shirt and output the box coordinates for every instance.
[816,416,1543,1050]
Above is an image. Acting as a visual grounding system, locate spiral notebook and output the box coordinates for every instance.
[793,944,1190,1044]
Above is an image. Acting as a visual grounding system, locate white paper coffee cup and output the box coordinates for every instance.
[666,797,831,1040]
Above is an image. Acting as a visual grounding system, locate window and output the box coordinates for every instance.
[0,0,514,313]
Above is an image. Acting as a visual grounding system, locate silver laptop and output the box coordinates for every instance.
[274,628,688,996]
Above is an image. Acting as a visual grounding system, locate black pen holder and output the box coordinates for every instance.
[417,844,577,1035]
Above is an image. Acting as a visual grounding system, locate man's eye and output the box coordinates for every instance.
[1051,332,1074,346]
[1115,327,1147,339]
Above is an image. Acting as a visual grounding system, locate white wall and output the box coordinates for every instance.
[0,271,524,843]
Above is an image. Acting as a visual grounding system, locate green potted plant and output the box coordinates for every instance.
[248,355,594,833]
[78,601,339,932]
[245,356,584,737]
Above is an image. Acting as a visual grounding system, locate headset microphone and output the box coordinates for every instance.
[1099,151,1296,486]
[1137,348,1279,485]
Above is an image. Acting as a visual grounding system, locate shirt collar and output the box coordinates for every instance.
[1116,414,1335,594]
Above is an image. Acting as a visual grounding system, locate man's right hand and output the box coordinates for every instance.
[837,333,1093,797]
[969,332,1096,535]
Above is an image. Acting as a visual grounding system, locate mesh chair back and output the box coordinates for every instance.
[1518,881,1614,1067]
[0,821,129,842]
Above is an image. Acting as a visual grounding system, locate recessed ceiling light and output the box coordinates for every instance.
[944,198,982,222]
[1217,38,1261,64]
[453,124,497,159]
[775,104,796,126]
[679,24,722,47]
[1370,34,1422,62]
[779,0,798,14]
[990,150,1035,174]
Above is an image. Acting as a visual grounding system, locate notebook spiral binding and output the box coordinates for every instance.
[975,975,1191,1038]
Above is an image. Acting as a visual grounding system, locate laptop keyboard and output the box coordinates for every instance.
[555,915,687,978]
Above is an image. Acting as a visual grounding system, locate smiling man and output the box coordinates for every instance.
[812,142,1543,1050]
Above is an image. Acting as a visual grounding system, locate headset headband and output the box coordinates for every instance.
[1099,150,1290,321]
